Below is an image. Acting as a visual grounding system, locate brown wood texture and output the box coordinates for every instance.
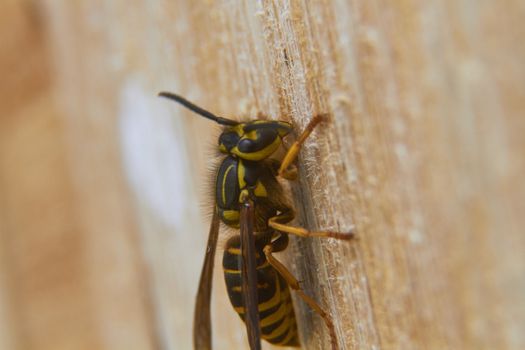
[0,1,156,350]
[1,1,524,349]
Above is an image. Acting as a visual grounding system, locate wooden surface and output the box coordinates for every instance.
[1,1,524,349]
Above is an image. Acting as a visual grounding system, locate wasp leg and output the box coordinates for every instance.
[279,164,298,181]
[278,114,326,179]
[263,237,339,350]
[269,209,354,241]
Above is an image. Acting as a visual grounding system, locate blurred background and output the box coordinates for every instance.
[0,1,524,350]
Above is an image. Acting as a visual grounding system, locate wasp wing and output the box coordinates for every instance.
[193,210,220,350]
[240,198,262,350]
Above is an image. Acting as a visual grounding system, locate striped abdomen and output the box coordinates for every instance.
[223,236,299,347]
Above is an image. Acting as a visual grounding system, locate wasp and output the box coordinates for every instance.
[159,92,354,350]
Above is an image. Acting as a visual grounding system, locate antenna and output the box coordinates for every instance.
[158,92,238,126]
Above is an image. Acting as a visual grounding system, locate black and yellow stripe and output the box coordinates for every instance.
[223,236,299,347]
[215,155,276,228]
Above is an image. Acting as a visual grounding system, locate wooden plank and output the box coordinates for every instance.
[0,2,157,350]
[35,1,525,349]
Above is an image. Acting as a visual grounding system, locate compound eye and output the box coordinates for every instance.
[219,131,240,153]
[239,129,278,152]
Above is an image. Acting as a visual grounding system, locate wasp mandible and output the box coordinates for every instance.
[159,92,354,350]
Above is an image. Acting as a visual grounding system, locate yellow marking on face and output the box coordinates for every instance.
[224,268,241,274]
[233,124,245,135]
[221,164,235,205]
[244,130,258,140]
[231,136,282,161]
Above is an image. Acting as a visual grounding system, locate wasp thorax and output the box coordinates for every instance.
[218,121,293,161]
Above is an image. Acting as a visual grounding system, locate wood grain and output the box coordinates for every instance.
[1,1,523,349]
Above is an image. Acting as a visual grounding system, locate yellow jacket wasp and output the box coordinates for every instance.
[159,92,354,350]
